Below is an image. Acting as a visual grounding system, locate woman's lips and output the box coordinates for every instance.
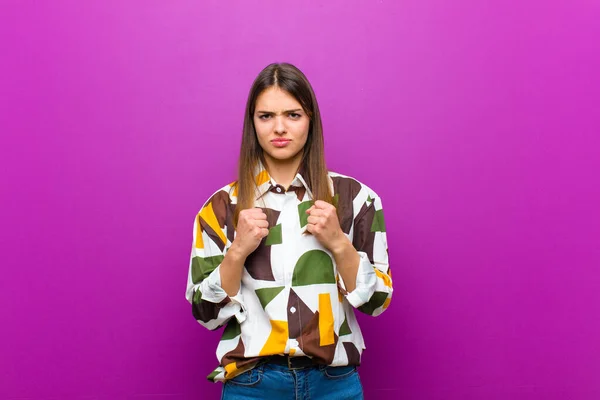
[271,139,291,148]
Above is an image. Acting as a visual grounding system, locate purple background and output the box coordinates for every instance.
[1,1,599,399]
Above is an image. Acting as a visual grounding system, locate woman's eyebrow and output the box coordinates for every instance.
[256,109,303,114]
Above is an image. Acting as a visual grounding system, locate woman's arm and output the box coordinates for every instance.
[346,193,393,316]
[219,208,269,296]
[306,193,393,317]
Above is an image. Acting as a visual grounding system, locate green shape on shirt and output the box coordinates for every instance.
[339,317,352,336]
[357,291,389,315]
[206,368,221,382]
[298,200,315,228]
[192,289,203,304]
[371,209,386,232]
[332,194,340,209]
[265,223,282,246]
[255,286,285,309]
[221,318,241,340]
[292,250,336,286]
[191,254,225,284]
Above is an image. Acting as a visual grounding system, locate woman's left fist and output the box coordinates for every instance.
[306,200,348,253]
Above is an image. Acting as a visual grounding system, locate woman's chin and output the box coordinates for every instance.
[265,150,303,163]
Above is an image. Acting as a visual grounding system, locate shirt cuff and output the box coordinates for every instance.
[200,265,248,323]
[338,251,377,308]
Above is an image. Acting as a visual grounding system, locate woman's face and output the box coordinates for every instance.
[253,86,310,168]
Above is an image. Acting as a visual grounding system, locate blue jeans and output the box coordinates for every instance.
[221,362,364,400]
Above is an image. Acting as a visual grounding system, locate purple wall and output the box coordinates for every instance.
[1,1,599,399]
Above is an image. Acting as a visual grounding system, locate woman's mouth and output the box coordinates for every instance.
[271,139,291,148]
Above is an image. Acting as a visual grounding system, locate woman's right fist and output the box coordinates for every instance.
[232,208,269,257]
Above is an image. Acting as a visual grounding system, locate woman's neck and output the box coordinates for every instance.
[264,154,303,189]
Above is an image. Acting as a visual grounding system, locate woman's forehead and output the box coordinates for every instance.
[255,87,302,111]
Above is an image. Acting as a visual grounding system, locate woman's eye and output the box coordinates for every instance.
[289,113,301,119]
[258,114,271,120]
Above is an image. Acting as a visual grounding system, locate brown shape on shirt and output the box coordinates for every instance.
[352,202,376,263]
[287,288,315,339]
[331,177,362,234]
[292,186,307,202]
[200,190,232,252]
[199,219,226,252]
[226,202,236,244]
[192,297,231,324]
[221,336,262,375]
[297,311,338,365]
[343,341,362,365]
[244,208,280,281]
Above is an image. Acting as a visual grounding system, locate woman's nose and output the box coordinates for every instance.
[274,116,287,134]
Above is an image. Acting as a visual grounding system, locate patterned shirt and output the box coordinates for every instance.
[185,164,393,382]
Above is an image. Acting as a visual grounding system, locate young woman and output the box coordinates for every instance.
[185,63,393,399]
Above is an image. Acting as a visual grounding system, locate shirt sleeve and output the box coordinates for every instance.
[339,192,393,317]
[185,190,247,330]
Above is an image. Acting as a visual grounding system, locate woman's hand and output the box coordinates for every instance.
[306,200,350,254]
[230,208,269,258]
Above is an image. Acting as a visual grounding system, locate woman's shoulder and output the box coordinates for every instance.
[197,182,237,212]
[327,171,381,200]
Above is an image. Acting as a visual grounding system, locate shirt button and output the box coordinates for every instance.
[276,187,282,193]
[290,306,296,314]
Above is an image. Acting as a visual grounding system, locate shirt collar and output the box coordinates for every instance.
[254,161,313,199]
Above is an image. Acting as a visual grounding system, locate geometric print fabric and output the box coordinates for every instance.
[185,164,393,382]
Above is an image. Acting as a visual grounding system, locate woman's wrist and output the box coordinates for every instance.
[227,240,249,264]
[330,236,354,259]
